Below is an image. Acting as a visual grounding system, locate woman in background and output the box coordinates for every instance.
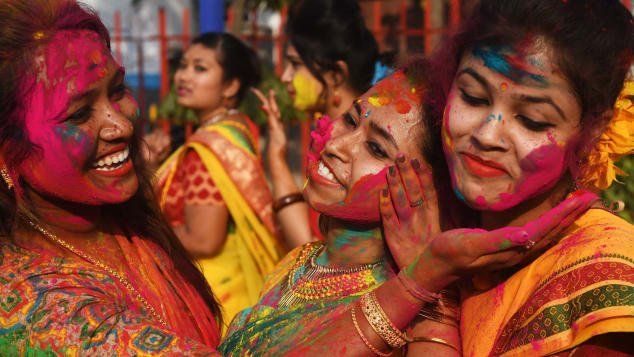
[155,33,285,326]
[254,0,392,247]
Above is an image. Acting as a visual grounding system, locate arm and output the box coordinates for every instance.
[281,185,598,356]
[173,150,229,257]
[253,88,313,248]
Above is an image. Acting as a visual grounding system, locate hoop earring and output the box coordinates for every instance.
[1,166,13,190]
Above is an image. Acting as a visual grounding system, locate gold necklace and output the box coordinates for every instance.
[24,217,168,327]
[278,242,385,308]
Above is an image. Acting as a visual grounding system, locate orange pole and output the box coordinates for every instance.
[226,6,234,30]
[399,1,407,55]
[251,7,258,50]
[182,7,190,51]
[450,0,461,26]
[275,5,287,77]
[623,0,631,11]
[159,8,170,135]
[373,1,383,51]
[159,8,169,99]
[423,0,432,55]
[114,10,122,64]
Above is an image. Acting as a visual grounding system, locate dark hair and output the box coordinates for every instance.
[0,0,222,326]
[287,0,379,95]
[192,32,261,105]
[432,0,634,129]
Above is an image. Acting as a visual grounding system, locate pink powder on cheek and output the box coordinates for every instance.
[319,166,388,222]
[308,115,333,162]
[487,143,567,210]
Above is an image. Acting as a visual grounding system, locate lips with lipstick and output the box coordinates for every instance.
[461,152,507,177]
[177,86,191,96]
[92,145,132,177]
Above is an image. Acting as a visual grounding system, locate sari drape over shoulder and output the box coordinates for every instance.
[461,209,634,357]
[156,118,285,326]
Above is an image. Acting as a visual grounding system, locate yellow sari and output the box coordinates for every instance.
[156,119,285,327]
[461,208,634,356]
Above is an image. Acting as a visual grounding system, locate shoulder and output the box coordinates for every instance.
[260,242,321,294]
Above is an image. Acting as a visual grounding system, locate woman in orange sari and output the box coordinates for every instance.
[155,33,285,326]
[0,0,223,354]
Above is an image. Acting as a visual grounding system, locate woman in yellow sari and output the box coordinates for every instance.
[155,33,285,326]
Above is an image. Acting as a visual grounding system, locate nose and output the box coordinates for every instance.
[280,63,293,85]
[323,123,361,163]
[471,112,509,151]
[99,102,134,142]
[174,66,189,84]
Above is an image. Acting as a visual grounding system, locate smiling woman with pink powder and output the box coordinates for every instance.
[0,0,227,354]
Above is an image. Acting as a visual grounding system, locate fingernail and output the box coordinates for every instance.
[396,153,406,163]
[382,188,389,197]
[389,166,396,176]
[411,158,420,169]
[511,230,529,243]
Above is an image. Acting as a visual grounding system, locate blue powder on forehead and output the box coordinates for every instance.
[472,46,549,88]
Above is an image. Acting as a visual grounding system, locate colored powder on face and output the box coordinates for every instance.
[394,100,411,114]
[500,82,508,91]
[472,46,548,87]
[292,72,321,110]
[308,115,333,162]
[454,188,466,202]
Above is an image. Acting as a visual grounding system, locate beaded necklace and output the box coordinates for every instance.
[278,242,385,308]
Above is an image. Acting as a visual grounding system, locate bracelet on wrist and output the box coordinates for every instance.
[409,336,460,352]
[397,270,442,304]
[273,192,305,212]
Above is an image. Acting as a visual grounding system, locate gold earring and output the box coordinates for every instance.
[1,166,13,190]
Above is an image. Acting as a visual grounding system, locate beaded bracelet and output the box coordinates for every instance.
[397,270,442,303]
[351,305,393,356]
[273,192,305,212]
[360,291,411,348]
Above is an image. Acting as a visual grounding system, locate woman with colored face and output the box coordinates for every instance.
[218,58,591,356]
[0,0,226,354]
[253,0,392,248]
[154,33,285,326]
[380,0,634,355]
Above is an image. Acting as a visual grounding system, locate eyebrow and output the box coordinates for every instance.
[369,121,399,151]
[461,67,566,121]
[512,94,566,121]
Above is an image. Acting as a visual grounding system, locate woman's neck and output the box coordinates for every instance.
[480,176,573,230]
[323,88,359,120]
[21,187,103,234]
[197,106,228,126]
[318,218,387,267]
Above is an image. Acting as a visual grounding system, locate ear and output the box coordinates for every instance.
[222,78,241,99]
[331,60,350,89]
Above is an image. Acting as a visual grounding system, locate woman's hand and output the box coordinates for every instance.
[141,129,171,168]
[405,191,599,292]
[380,155,440,269]
[252,88,287,163]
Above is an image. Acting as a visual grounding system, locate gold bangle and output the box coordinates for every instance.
[417,308,459,327]
[351,305,393,356]
[360,292,410,348]
[410,336,460,352]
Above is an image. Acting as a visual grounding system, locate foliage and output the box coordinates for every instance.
[601,154,634,222]
[239,65,305,125]
[158,87,198,126]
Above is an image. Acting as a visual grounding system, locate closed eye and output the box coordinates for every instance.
[366,141,388,159]
[64,106,94,124]
[343,113,357,128]
[517,115,555,132]
[460,88,489,106]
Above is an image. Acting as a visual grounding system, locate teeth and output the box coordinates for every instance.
[318,161,336,182]
[93,147,129,170]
